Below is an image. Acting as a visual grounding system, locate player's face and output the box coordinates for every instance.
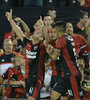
[44,16,53,26]
[66,23,74,36]
[3,40,13,54]
[34,29,44,41]
[50,28,57,40]
[33,23,40,30]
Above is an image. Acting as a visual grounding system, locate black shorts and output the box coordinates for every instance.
[53,75,83,98]
[50,75,58,89]
[25,78,42,100]
[25,78,36,97]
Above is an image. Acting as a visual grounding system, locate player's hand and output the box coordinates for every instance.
[37,16,44,28]
[46,44,54,55]
[28,96,35,100]
[5,9,12,21]
[20,81,25,87]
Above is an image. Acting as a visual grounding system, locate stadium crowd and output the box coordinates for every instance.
[0,5,90,100]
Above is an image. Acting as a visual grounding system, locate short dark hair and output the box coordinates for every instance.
[77,10,88,20]
[43,14,51,21]
[44,14,51,17]
[48,7,56,11]
[52,21,66,33]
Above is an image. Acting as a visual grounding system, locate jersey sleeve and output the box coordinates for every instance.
[56,36,66,49]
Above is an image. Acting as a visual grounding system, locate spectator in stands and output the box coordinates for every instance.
[2,55,25,98]
[0,39,19,96]
[78,18,90,100]
[78,18,90,69]
[66,22,87,55]
[0,39,19,77]
[77,0,90,7]
[24,0,43,7]
[74,10,89,40]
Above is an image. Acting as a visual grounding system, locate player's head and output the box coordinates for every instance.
[52,21,66,37]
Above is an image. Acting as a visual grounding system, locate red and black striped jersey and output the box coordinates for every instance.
[56,35,82,76]
[23,37,46,80]
[23,37,46,99]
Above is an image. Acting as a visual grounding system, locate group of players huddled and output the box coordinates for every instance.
[0,8,90,100]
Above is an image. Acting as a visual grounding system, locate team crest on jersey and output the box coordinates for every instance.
[34,46,38,51]
[8,35,11,39]
[11,57,15,62]
[1,59,5,62]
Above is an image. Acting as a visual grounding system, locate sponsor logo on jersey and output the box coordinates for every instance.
[26,50,37,59]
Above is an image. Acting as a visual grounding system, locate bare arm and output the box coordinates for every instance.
[14,17,30,37]
[10,80,25,87]
[5,9,25,41]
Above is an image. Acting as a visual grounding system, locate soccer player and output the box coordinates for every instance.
[46,21,85,100]
[5,9,46,100]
